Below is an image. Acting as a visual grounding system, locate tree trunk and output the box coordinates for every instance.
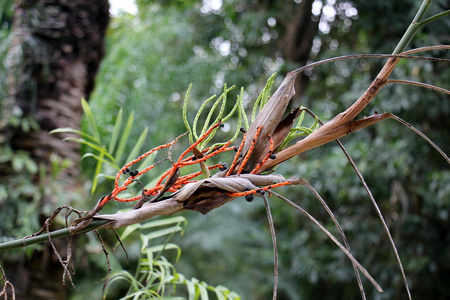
[0,0,109,299]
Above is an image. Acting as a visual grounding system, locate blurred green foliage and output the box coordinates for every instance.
[84,1,450,299]
[86,1,449,299]
[0,0,449,299]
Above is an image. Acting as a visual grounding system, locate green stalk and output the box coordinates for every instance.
[391,1,450,55]
[0,219,110,252]
[392,0,431,54]
[419,9,450,26]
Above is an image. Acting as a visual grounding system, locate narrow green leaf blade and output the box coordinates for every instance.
[139,216,187,230]
[125,126,148,164]
[115,111,134,163]
[81,153,119,169]
[91,150,104,194]
[49,127,98,142]
[109,108,123,154]
[140,226,184,241]
[119,223,142,243]
[65,138,115,162]
[81,98,100,140]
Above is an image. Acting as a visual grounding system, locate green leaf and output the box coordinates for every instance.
[93,173,115,181]
[49,127,100,143]
[115,111,134,163]
[105,271,142,296]
[118,216,187,244]
[140,226,184,242]
[11,155,24,171]
[81,98,100,140]
[64,138,115,161]
[146,243,182,261]
[118,223,142,243]
[81,153,119,169]
[91,150,105,194]
[124,126,148,164]
[109,108,123,154]
[139,216,187,230]
[24,158,38,174]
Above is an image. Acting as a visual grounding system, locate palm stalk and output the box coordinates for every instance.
[0,219,109,252]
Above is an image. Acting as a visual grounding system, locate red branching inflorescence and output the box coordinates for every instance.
[99,120,292,208]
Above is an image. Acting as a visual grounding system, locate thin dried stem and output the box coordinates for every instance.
[301,107,417,299]
[386,113,450,164]
[0,266,15,300]
[383,79,450,95]
[95,230,112,293]
[112,229,129,263]
[298,177,367,300]
[46,221,75,287]
[261,194,278,300]
[268,190,383,293]
[337,141,412,300]
[25,205,83,238]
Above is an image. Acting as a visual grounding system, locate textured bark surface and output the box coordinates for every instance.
[3,0,109,178]
[1,0,109,299]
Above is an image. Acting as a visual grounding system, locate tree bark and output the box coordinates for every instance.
[2,0,109,177]
[0,0,109,299]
